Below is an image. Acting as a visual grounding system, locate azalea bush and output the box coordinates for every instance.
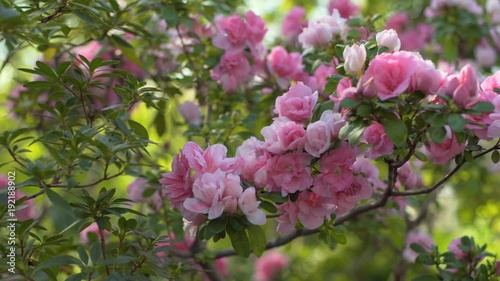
[0,0,499,280]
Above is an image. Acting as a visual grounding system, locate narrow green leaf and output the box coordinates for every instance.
[226,227,251,258]
[491,150,500,164]
[447,113,465,132]
[35,255,83,272]
[247,224,266,257]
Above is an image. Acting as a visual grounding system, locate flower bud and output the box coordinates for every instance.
[376,29,401,52]
[343,44,366,77]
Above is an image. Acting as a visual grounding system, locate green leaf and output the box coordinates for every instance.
[161,4,179,26]
[226,227,251,258]
[410,243,428,254]
[427,126,447,144]
[110,35,133,49]
[247,225,266,257]
[89,241,102,264]
[447,113,465,132]
[412,274,440,281]
[491,150,500,164]
[416,253,434,265]
[128,120,149,140]
[35,256,83,272]
[471,101,494,113]
[259,200,277,213]
[381,115,408,146]
[339,98,361,109]
[46,189,75,217]
[153,112,167,137]
[98,256,135,266]
[356,104,372,117]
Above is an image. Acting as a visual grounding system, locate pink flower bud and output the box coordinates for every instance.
[343,44,366,77]
[376,29,401,52]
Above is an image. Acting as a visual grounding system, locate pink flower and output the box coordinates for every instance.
[261,118,307,154]
[236,137,270,186]
[359,123,394,159]
[475,39,497,68]
[343,44,366,77]
[319,110,346,139]
[385,12,411,33]
[408,58,443,95]
[80,222,109,244]
[465,89,497,140]
[305,120,331,157]
[296,191,336,229]
[211,51,251,92]
[399,24,433,51]
[183,142,242,175]
[276,200,299,233]
[282,7,307,41]
[353,158,384,189]
[128,178,163,209]
[0,176,36,221]
[183,170,243,219]
[447,238,469,261]
[314,64,337,94]
[254,251,289,281]
[403,232,434,262]
[298,10,346,49]
[328,0,360,18]
[331,176,372,214]
[487,95,500,138]
[245,11,267,46]
[397,162,423,189]
[424,127,465,165]
[376,29,401,52]
[330,77,358,103]
[265,152,313,196]
[362,51,419,100]
[159,153,193,211]
[238,187,266,225]
[437,65,479,107]
[425,0,482,18]
[212,15,249,51]
[72,40,103,62]
[274,82,318,123]
[178,101,202,125]
[267,46,303,89]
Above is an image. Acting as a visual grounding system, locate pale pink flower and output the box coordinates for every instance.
[352,158,384,189]
[159,153,193,211]
[274,82,318,123]
[296,191,336,229]
[359,123,394,159]
[314,64,337,94]
[361,51,419,100]
[182,142,242,175]
[282,7,307,41]
[487,95,500,138]
[245,11,267,46]
[437,64,479,107]
[305,120,331,157]
[397,162,423,189]
[487,0,500,24]
[385,12,411,33]
[183,170,243,219]
[447,238,469,261]
[465,89,497,140]
[319,110,346,139]
[265,152,313,196]
[178,101,202,125]
[80,222,109,244]
[403,232,434,262]
[474,39,497,68]
[331,176,372,214]
[128,178,163,208]
[254,251,289,281]
[328,0,360,18]
[211,51,251,92]
[376,29,401,52]
[298,10,346,49]
[212,15,249,51]
[261,117,306,154]
[343,44,366,77]
[276,200,299,234]
[408,58,443,95]
[236,137,270,186]
[267,46,303,89]
[399,23,433,51]
[424,127,465,165]
[238,187,266,225]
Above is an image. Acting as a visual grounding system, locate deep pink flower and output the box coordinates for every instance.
[212,15,249,51]
[159,153,193,211]
[331,176,372,214]
[211,51,251,92]
[424,127,465,165]
[403,232,434,262]
[328,0,360,18]
[235,137,270,187]
[182,142,242,175]
[265,152,313,196]
[399,24,433,51]
[359,123,394,159]
[80,222,109,244]
[385,12,411,33]
[255,251,289,281]
[397,162,423,189]
[437,64,479,107]
[465,89,497,140]
[305,120,331,157]
[282,7,307,41]
[267,46,303,89]
[238,187,266,225]
[487,95,500,138]
[362,51,419,100]
[447,238,469,261]
[245,11,267,46]
[353,158,384,190]
[408,57,443,95]
[274,82,318,123]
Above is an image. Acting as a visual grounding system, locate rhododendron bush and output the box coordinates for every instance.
[1,0,500,280]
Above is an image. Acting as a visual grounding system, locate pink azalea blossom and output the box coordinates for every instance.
[254,251,289,281]
[408,57,443,95]
[261,117,307,154]
[399,24,433,51]
[447,238,469,261]
[403,232,434,262]
[235,137,270,187]
[159,153,193,211]
[343,43,366,77]
[282,7,307,41]
[376,29,401,52]
[361,51,419,100]
[178,101,202,125]
[298,10,346,49]
[211,51,251,92]
[267,46,304,89]
[127,178,163,209]
[305,120,332,157]
[437,64,479,107]
[424,127,466,165]
[353,158,384,189]
[245,11,267,46]
[212,15,249,51]
[359,123,394,159]
[465,89,497,140]
[238,187,266,225]
[331,176,372,214]
[319,110,346,139]
[182,142,242,175]
[397,162,423,189]
[265,152,313,196]
[487,95,500,138]
[425,0,483,18]
[276,200,299,234]
[328,0,360,18]
[274,82,318,123]
[385,12,411,33]
[314,64,337,94]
